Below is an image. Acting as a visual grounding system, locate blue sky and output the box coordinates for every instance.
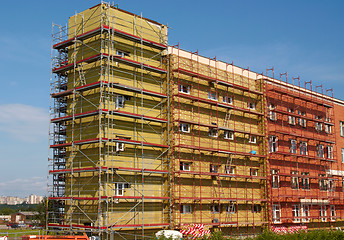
[0,0,343,197]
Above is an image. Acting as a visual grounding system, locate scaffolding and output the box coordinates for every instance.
[168,45,268,237]
[264,71,344,230]
[49,2,169,239]
[48,2,344,239]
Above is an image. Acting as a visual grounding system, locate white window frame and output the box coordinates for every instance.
[301,204,310,222]
[315,122,323,131]
[208,91,217,101]
[317,144,324,158]
[269,111,277,121]
[327,146,333,159]
[273,204,281,223]
[291,171,299,189]
[288,116,296,125]
[272,169,279,189]
[340,121,344,137]
[209,128,218,138]
[116,142,125,152]
[328,179,335,192]
[250,168,258,177]
[178,84,190,94]
[179,123,190,133]
[180,162,190,171]
[325,124,331,134]
[223,96,233,104]
[301,172,310,190]
[319,174,327,191]
[292,204,301,223]
[269,135,278,153]
[298,118,306,127]
[115,182,125,196]
[288,108,296,125]
[181,204,192,214]
[290,139,297,154]
[299,141,308,155]
[224,131,234,140]
[115,95,125,109]
[320,205,327,222]
[342,148,344,163]
[249,135,257,144]
[247,102,256,110]
[330,205,336,221]
[268,104,277,121]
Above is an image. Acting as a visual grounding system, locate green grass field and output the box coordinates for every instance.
[0,229,46,238]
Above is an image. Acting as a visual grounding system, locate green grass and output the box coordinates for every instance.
[0,229,46,237]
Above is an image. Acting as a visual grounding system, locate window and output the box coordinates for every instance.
[247,102,256,110]
[299,141,308,155]
[115,95,125,109]
[115,182,129,196]
[288,109,296,125]
[209,128,218,138]
[224,131,234,140]
[292,204,301,222]
[291,171,299,189]
[315,122,323,131]
[269,111,277,121]
[273,204,281,223]
[328,179,335,192]
[320,205,327,222]
[179,123,190,133]
[249,135,257,144]
[181,204,192,214]
[327,146,333,159]
[268,103,277,121]
[252,204,261,213]
[341,121,344,137]
[210,164,219,173]
[330,205,336,221]
[290,139,297,154]
[116,142,125,152]
[342,148,344,163]
[319,174,327,191]
[250,168,258,176]
[271,169,279,189]
[269,135,278,153]
[116,49,130,57]
[301,205,310,222]
[298,116,306,127]
[180,162,190,171]
[226,202,236,214]
[223,96,233,104]
[225,165,235,174]
[301,172,310,190]
[325,124,331,134]
[211,204,220,213]
[343,178,344,192]
[208,91,217,101]
[317,144,324,158]
[179,84,190,94]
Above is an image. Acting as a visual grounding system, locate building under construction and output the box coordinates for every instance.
[48,2,344,239]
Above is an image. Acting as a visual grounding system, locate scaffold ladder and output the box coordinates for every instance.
[77,63,87,86]
[224,109,232,128]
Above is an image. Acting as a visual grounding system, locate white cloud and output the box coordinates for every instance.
[0,176,46,197]
[0,104,49,143]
